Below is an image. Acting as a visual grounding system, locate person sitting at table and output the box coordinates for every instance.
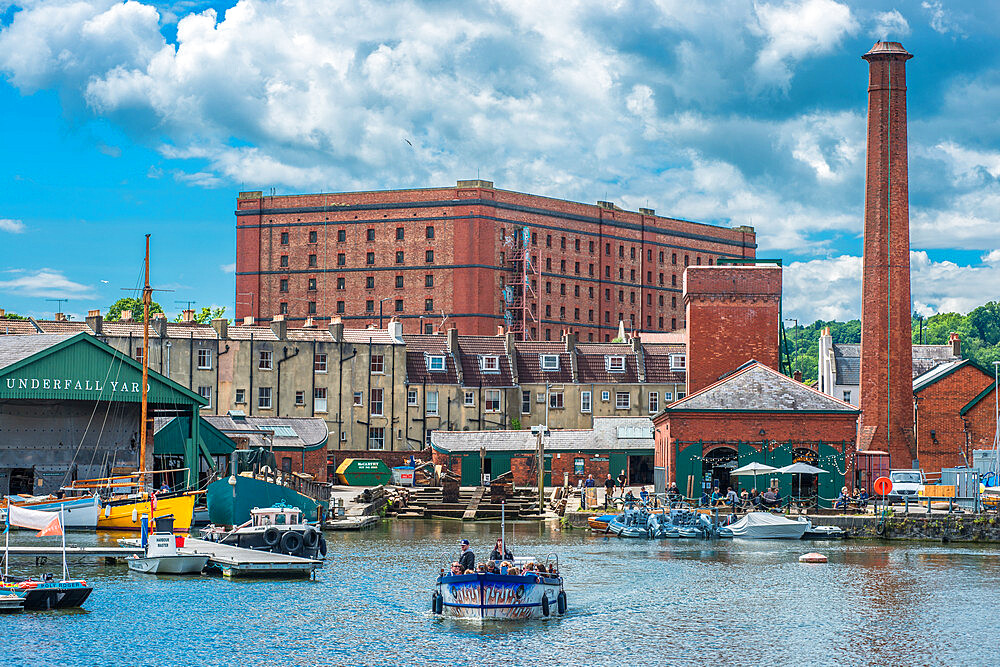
[834,486,850,509]
[761,488,780,508]
[739,489,750,507]
[711,486,722,506]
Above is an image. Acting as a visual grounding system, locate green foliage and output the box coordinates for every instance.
[107,297,164,322]
[510,417,522,430]
[0,312,28,320]
[174,306,228,324]
[787,301,1000,383]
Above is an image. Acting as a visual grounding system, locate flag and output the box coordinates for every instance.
[8,504,63,537]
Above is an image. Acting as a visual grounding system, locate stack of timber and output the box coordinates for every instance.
[391,485,546,521]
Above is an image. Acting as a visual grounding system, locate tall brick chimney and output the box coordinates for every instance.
[857,41,916,467]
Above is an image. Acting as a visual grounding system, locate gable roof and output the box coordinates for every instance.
[960,379,999,416]
[431,417,654,453]
[202,415,329,450]
[455,337,515,387]
[404,334,459,384]
[0,333,207,406]
[513,341,573,383]
[832,342,961,385]
[662,361,859,413]
[910,358,993,394]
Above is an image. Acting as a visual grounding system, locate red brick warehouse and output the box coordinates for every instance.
[235,180,757,340]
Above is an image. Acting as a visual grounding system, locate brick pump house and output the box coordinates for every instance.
[653,361,858,506]
[234,180,756,340]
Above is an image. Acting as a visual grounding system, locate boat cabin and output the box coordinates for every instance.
[250,506,304,527]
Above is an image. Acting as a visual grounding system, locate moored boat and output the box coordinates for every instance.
[200,504,327,559]
[0,577,93,610]
[0,494,101,530]
[96,491,195,533]
[718,512,811,539]
[127,514,208,575]
[0,593,25,613]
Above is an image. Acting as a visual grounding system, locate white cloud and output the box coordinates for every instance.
[0,219,26,233]
[870,10,909,39]
[0,268,95,299]
[783,251,1000,322]
[219,262,235,273]
[752,0,858,90]
[921,1,964,37]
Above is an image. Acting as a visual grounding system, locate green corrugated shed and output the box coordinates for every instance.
[154,416,236,457]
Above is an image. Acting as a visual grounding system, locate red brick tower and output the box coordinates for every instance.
[857,41,915,467]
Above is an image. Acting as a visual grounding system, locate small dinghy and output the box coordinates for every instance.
[128,514,208,575]
[718,512,811,539]
[0,593,25,613]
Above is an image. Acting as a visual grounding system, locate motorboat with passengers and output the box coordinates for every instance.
[200,503,327,559]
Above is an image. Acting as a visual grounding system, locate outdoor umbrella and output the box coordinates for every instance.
[730,462,778,492]
[774,463,829,500]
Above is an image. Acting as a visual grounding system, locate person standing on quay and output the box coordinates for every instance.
[616,470,627,497]
[603,474,616,508]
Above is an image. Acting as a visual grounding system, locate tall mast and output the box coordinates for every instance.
[139,234,151,488]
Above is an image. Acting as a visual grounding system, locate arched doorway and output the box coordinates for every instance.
[703,446,738,496]
[792,447,819,503]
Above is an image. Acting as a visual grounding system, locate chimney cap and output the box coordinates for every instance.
[863,41,912,61]
[87,309,101,318]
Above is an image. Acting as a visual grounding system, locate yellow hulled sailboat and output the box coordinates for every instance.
[64,235,195,532]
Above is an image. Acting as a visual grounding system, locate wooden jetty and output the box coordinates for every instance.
[180,538,321,578]
[3,545,143,565]
[325,515,379,531]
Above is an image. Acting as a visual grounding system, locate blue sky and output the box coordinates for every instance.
[1,0,998,324]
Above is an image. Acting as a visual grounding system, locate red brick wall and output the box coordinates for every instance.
[684,266,781,394]
[273,446,328,482]
[654,411,856,484]
[234,185,756,340]
[914,365,993,474]
[858,45,915,467]
[963,384,998,454]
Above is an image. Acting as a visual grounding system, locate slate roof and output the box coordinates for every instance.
[454,336,516,387]
[642,344,686,384]
[35,320,92,334]
[0,334,76,369]
[665,362,859,412]
[0,319,41,335]
[431,417,654,453]
[514,341,573,383]
[404,334,459,384]
[202,415,329,449]
[576,343,640,383]
[832,343,960,385]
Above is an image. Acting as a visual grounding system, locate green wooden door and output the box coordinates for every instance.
[461,454,481,486]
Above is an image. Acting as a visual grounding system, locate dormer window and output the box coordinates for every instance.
[540,354,560,371]
[427,355,445,372]
[670,354,686,370]
[479,355,500,373]
[605,355,625,372]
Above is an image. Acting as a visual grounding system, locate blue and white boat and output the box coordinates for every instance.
[1,494,101,530]
[433,566,566,620]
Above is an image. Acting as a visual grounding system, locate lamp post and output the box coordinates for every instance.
[378,297,392,328]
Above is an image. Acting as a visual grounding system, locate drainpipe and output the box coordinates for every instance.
[276,345,300,415]
[216,341,230,415]
[248,331,254,417]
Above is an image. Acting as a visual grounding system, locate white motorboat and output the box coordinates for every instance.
[0,593,25,613]
[127,515,208,575]
[1,494,101,530]
[718,512,811,539]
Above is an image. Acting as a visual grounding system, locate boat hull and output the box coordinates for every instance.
[97,494,195,532]
[127,555,209,574]
[1,581,92,610]
[0,594,25,612]
[435,573,565,620]
[1,495,101,530]
[206,476,325,527]
[719,512,810,539]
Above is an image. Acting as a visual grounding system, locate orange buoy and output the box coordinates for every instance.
[799,552,828,563]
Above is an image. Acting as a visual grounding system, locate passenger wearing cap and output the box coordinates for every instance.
[458,538,475,571]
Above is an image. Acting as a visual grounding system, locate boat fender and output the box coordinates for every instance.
[104,505,111,518]
[262,527,280,547]
[303,528,320,549]
[541,594,550,617]
[132,508,138,523]
[318,538,328,558]
[557,591,567,615]
[432,591,443,614]
[875,522,886,537]
[280,531,304,555]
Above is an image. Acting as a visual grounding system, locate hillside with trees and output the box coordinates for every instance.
[786,301,1000,384]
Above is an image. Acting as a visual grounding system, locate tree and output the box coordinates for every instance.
[107,297,164,322]
[174,306,228,324]
[0,311,27,320]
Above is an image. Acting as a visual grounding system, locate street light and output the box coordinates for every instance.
[378,297,393,328]
[784,318,799,374]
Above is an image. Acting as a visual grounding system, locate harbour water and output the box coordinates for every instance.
[5,520,1000,666]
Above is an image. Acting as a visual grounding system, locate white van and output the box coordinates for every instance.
[887,469,925,502]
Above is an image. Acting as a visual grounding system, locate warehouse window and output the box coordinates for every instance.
[294,390,305,406]
[672,253,677,264]
[648,392,659,414]
[426,226,435,239]
[308,278,317,291]
[258,387,272,409]
[235,389,245,404]
[463,390,475,407]
[615,392,630,410]
[337,301,345,313]
[314,354,328,373]
[368,427,385,450]
[365,300,375,312]
[370,354,384,374]
[395,299,403,312]
[314,388,328,412]
[521,390,531,414]
[353,391,363,406]
[396,227,404,240]
[407,389,418,406]
[425,274,433,287]
[671,317,677,329]
[426,250,434,263]
[337,253,346,266]
[485,389,501,412]
[425,298,434,312]
[371,388,384,416]
[396,251,404,264]
[580,391,592,413]
[280,279,288,293]
[337,229,346,242]
[367,228,375,241]
[549,392,564,409]
[198,386,212,409]
[366,252,375,265]
[308,301,316,314]
[396,275,404,288]
[280,232,289,245]
[197,348,212,370]
[426,391,439,415]
[366,276,375,289]
[546,234,552,247]
[280,255,288,268]
[309,230,318,243]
